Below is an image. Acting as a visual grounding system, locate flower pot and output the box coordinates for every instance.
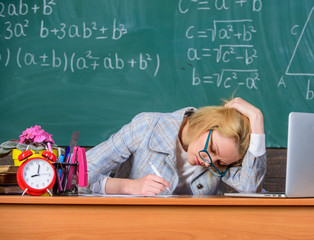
[12,148,58,166]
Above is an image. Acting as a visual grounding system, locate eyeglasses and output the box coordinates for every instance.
[198,129,230,177]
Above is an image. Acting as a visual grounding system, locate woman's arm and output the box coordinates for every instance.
[225,97,264,134]
[224,152,267,192]
[223,97,267,192]
[87,113,170,195]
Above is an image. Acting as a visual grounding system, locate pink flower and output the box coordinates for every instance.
[19,125,55,145]
[19,135,26,143]
[44,133,55,144]
[34,134,46,143]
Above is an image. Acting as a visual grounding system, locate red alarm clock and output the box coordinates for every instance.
[16,150,57,196]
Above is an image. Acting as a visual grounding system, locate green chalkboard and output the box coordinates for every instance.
[0,0,313,147]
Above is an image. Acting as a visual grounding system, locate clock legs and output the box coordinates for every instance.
[47,189,53,196]
[22,188,28,196]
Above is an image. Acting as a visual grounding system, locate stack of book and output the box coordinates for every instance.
[0,165,22,194]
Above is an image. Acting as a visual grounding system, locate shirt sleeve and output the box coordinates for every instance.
[222,134,267,193]
[248,134,266,157]
[86,112,149,194]
[223,152,267,193]
[89,177,109,194]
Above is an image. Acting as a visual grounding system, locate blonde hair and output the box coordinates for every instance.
[187,105,250,165]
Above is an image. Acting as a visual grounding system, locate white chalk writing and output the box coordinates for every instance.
[0,0,160,77]
[178,0,262,90]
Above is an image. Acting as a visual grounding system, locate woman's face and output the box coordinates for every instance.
[187,130,240,169]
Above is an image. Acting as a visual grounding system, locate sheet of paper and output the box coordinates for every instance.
[78,193,175,198]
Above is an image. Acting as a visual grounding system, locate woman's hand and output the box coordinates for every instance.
[105,175,171,196]
[129,174,171,195]
[225,97,264,134]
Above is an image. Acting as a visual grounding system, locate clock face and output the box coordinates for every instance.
[22,158,55,190]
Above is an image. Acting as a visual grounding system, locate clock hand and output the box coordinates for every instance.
[40,173,52,175]
[37,164,41,175]
[31,165,41,177]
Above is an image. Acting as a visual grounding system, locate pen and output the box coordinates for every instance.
[64,146,70,160]
[149,162,171,193]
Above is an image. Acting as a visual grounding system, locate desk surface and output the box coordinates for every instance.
[2,195,314,240]
[1,195,314,206]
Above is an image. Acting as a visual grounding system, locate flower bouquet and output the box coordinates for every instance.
[0,125,58,166]
[19,125,55,146]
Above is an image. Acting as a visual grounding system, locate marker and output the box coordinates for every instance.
[58,154,65,179]
[149,162,171,193]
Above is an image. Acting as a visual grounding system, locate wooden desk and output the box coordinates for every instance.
[1,195,314,239]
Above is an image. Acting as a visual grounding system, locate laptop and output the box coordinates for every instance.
[225,112,314,198]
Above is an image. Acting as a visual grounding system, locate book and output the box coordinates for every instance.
[0,165,20,194]
[0,165,18,185]
[0,185,22,194]
[0,173,18,185]
[0,165,18,174]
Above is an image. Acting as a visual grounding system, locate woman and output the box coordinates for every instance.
[86,97,266,195]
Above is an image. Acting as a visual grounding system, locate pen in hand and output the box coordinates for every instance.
[149,161,171,193]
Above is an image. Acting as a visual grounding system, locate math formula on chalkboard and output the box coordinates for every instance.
[0,0,313,147]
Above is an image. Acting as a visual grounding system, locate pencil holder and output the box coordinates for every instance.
[52,146,88,195]
[52,162,78,195]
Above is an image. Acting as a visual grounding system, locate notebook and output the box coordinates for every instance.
[225,112,314,198]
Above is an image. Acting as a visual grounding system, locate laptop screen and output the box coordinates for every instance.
[286,112,314,197]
